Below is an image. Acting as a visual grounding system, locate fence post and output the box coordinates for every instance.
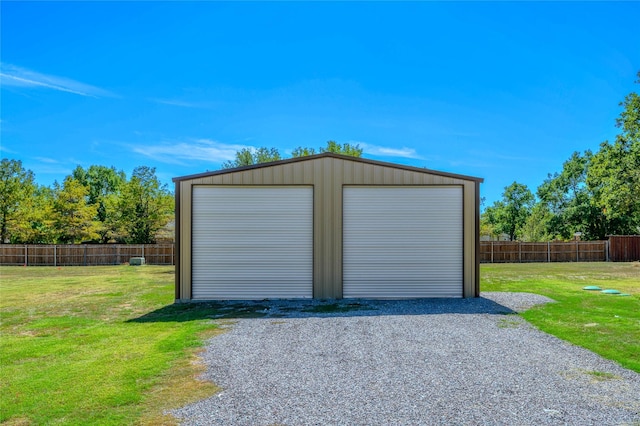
[605,240,610,262]
[142,244,145,259]
[547,241,550,262]
[24,244,28,266]
[490,241,494,263]
[576,240,579,262]
[83,245,87,266]
[518,242,522,263]
[54,245,57,267]
[117,245,120,264]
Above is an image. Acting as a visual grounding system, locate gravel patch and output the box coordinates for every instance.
[173,292,640,425]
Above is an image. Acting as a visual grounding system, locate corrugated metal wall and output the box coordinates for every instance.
[176,155,480,299]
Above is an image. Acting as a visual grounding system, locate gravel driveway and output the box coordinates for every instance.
[173,293,640,425]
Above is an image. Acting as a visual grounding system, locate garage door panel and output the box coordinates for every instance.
[192,186,313,300]
[343,186,462,298]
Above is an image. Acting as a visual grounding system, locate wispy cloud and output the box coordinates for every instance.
[131,139,251,165]
[151,98,212,108]
[0,63,115,98]
[26,157,74,179]
[34,156,61,164]
[0,144,17,155]
[356,142,423,160]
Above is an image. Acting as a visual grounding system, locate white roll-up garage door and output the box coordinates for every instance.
[192,186,313,299]
[343,186,463,298]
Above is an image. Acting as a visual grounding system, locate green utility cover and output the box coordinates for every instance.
[601,289,621,294]
[583,286,602,291]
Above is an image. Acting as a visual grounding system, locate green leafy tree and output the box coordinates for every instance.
[224,141,362,168]
[291,140,363,158]
[222,147,282,169]
[480,214,498,240]
[537,151,606,240]
[321,140,363,157]
[0,159,35,243]
[52,177,100,243]
[291,146,317,157]
[587,71,640,235]
[115,166,174,244]
[518,203,554,242]
[72,165,126,206]
[616,72,640,141]
[484,182,535,241]
[72,165,126,242]
[12,185,56,243]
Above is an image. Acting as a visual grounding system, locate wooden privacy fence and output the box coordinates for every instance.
[480,241,608,263]
[608,236,640,262]
[0,244,175,266]
[2,239,637,266]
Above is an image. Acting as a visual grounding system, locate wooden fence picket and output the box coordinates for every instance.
[0,244,175,266]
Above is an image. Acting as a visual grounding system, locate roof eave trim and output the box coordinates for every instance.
[172,152,484,183]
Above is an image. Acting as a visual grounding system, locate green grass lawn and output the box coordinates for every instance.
[482,262,640,373]
[2,262,638,424]
[0,265,222,425]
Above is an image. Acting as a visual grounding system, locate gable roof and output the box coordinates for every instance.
[172,152,484,183]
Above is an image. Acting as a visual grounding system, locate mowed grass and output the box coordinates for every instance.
[0,265,221,425]
[2,263,638,424]
[481,262,640,373]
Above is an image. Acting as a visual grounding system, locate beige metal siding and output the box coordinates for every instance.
[343,186,463,298]
[179,180,192,299]
[464,181,477,297]
[191,186,313,299]
[176,155,479,299]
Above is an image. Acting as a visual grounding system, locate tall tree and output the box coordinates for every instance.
[52,177,100,243]
[518,203,554,242]
[587,71,640,235]
[72,165,126,242]
[72,165,126,206]
[222,147,282,169]
[537,151,606,240]
[480,214,498,241]
[0,159,35,243]
[115,166,174,244]
[11,185,56,243]
[484,182,535,241]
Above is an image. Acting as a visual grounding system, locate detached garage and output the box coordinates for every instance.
[173,153,483,301]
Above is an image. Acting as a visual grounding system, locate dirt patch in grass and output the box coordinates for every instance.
[139,329,225,425]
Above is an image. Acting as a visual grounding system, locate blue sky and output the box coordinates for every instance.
[1,1,638,205]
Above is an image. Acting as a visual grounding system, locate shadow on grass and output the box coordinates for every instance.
[128,297,517,323]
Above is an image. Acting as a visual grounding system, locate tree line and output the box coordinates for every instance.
[483,72,640,241]
[0,164,174,244]
[0,141,362,245]
[221,140,363,168]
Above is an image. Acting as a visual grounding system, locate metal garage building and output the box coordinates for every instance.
[173,153,483,301]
